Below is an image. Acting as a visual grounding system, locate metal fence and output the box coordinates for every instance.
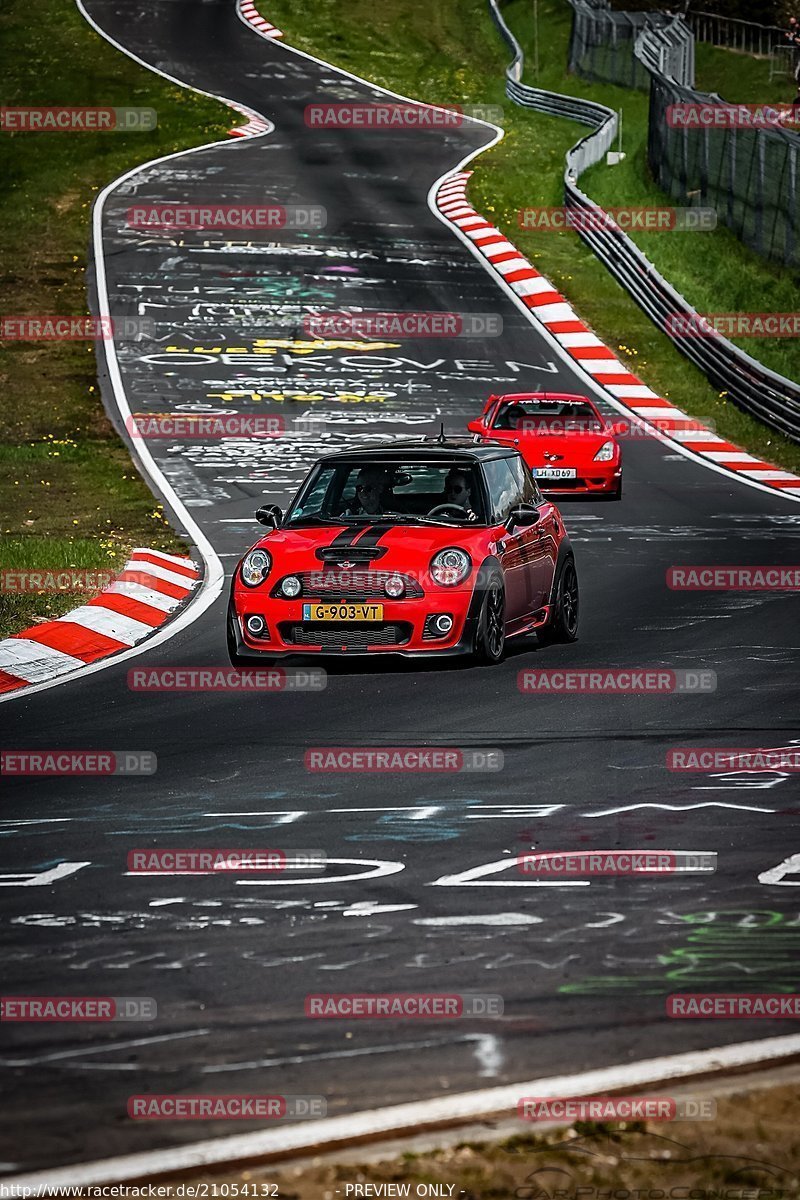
[635,14,695,85]
[646,75,800,267]
[567,0,800,267]
[687,10,787,58]
[567,0,658,89]
[486,0,800,442]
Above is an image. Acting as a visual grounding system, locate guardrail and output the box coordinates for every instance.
[485,0,800,443]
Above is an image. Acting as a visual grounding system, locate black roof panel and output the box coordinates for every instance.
[317,438,519,464]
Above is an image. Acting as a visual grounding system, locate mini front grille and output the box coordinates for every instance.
[281,622,412,650]
[272,572,423,600]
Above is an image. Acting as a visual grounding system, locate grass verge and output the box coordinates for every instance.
[258,0,800,478]
[142,1074,800,1196]
[0,0,237,637]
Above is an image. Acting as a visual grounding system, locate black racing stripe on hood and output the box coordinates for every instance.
[351,523,395,548]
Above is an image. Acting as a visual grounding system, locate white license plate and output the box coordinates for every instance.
[532,468,577,480]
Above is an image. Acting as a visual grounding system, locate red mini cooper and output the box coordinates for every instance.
[467,392,622,500]
[227,440,578,665]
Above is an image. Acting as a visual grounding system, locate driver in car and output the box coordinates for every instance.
[443,470,478,521]
[347,466,391,516]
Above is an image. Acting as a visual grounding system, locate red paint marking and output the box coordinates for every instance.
[115,570,189,601]
[14,621,126,663]
[0,669,27,694]
[547,320,589,334]
[592,373,642,386]
[88,591,166,627]
[491,250,524,266]
[129,551,197,579]
[524,291,564,308]
[570,345,616,360]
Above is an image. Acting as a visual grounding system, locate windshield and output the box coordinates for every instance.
[493,401,604,434]
[285,460,488,526]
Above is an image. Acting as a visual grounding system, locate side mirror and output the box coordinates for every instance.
[507,506,542,530]
[255,504,283,529]
[466,419,484,434]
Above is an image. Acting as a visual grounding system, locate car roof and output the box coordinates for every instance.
[316,438,520,464]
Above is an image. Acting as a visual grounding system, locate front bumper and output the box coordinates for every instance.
[228,589,481,659]
[536,466,621,495]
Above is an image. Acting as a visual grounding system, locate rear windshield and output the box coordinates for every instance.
[285,460,488,526]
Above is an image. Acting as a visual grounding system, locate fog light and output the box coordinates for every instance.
[424,613,454,640]
[281,575,302,598]
[245,614,266,636]
[384,574,405,599]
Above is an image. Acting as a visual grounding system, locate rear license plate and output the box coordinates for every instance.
[532,467,577,480]
[302,603,384,622]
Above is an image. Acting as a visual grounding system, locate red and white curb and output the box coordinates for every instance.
[0,549,199,696]
[237,0,283,42]
[436,172,800,500]
[228,4,282,135]
[228,99,272,139]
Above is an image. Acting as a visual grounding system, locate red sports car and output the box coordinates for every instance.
[227,440,578,664]
[467,392,622,500]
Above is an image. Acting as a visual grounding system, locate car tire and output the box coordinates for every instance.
[540,556,579,644]
[473,575,506,664]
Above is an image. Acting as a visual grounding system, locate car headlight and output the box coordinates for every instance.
[241,548,272,587]
[430,548,471,587]
[384,574,405,598]
[281,575,302,598]
[593,440,616,462]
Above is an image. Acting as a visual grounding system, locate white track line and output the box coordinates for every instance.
[10,1034,800,1187]
[0,6,277,705]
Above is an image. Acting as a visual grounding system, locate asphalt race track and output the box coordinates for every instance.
[1,0,800,1174]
